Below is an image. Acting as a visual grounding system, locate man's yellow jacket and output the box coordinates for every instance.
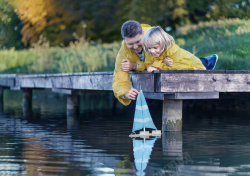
[112,25,206,106]
[112,24,153,106]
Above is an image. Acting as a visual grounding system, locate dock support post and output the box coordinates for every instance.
[22,88,32,113]
[162,99,183,131]
[67,94,79,115]
[162,132,183,160]
[0,87,3,113]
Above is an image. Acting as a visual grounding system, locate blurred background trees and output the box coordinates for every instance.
[0,0,249,49]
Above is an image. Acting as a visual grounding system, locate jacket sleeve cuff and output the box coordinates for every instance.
[152,60,163,68]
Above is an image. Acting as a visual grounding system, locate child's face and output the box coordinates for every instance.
[147,44,162,57]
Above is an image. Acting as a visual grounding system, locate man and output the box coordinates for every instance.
[112,20,218,106]
[112,21,153,106]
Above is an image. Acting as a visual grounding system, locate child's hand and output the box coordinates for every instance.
[163,57,173,66]
[147,66,158,73]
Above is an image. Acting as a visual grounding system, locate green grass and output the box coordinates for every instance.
[174,18,250,70]
[0,40,120,74]
[0,18,249,73]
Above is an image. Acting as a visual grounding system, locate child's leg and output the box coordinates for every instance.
[199,54,218,70]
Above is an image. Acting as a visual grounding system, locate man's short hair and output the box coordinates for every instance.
[121,20,143,39]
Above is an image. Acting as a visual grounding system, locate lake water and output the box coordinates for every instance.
[0,90,250,176]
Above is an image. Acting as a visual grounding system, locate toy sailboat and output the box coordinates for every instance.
[129,90,161,137]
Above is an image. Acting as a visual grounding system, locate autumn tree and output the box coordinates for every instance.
[5,0,250,47]
[11,0,85,46]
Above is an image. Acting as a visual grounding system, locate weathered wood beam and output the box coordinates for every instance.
[0,87,3,113]
[162,132,183,159]
[67,94,80,115]
[52,88,103,95]
[52,88,80,95]
[0,74,16,88]
[22,88,32,116]
[14,71,156,92]
[162,99,183,131]
[129,71,154,92]
[155,70,250,93]
[144,92,219,100]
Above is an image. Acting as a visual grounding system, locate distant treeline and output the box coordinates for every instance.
[0,0,249,48]
[0,19,249,73]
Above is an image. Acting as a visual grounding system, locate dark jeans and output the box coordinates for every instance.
[199,57,208,68]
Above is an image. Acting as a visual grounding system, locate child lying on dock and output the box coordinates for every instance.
[143,26,218,72]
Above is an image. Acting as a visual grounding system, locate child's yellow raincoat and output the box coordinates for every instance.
[145,42,206,70]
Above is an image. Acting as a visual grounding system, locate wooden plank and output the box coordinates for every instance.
[156,72,250,92]
[52,88,102,95]
[15,71,154,92]
[16,76,53,88]
[0,74,16,87]
[129,71,154,92]
[52,88,76,95]
[144,92,219,100]
[15,72,114,90]
[165,92,219,99]
[51,73,113,90]
[154,70,250,74]
[1,71,250,94]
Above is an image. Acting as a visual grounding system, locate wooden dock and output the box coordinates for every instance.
[0,70,249,131]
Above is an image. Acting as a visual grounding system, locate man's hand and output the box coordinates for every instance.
[147,66,158,73]
[163,57,173,66]
[124,88,139,100]
[121,59,137,72]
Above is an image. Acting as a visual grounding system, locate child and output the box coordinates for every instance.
[143,26,218,72]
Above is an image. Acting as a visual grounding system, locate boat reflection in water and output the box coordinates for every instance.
[133,137,157,176]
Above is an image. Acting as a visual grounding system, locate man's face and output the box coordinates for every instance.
[124,33,143,54]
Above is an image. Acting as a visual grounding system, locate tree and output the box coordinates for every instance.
[0,0,23,49]
[209,0,250,19]
[11,0,85,46]
[118,0,189,31]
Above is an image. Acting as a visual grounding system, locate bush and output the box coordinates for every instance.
[0,18,249,73]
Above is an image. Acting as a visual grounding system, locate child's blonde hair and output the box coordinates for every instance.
[143,26,175,53]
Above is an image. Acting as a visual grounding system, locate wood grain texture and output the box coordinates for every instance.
[0,74,16,87]
[0,71,250,95]
[12,71,155,92]
[144,92,219,100]
[156,73,250,92]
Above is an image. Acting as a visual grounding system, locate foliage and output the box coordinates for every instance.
[0,0,23,49]
[174,18,250,70]
[0,0,248,47]
[0,18,249,73]
[209,0,250,19]
[0,35,120,74]
[11,0,85,46]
